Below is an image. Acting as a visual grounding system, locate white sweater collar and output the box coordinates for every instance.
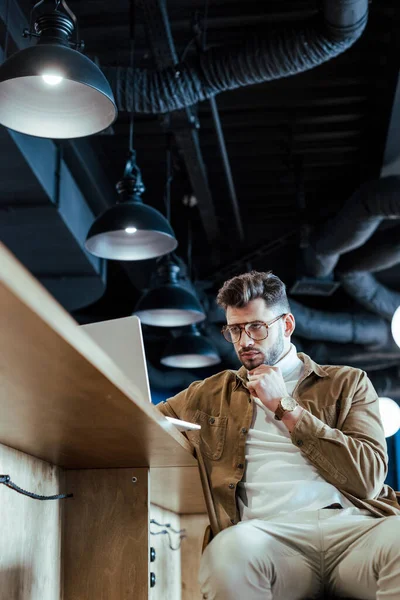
[274,343,303,381]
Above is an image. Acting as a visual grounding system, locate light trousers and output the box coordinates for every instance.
[199,507,400,599]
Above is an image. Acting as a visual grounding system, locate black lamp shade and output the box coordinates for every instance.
[135,284,206,326]
[0,44,117,138]
[161,332,221,368]
[85,202,178,261]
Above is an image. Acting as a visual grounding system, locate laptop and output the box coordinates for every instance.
[81,316,200,432]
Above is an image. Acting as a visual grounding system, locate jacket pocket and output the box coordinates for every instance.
[192,410,228,460]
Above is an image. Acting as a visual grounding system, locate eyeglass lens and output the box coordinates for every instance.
[223,323,268,343]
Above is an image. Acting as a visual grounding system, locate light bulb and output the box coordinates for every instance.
[378,397,400,438]
[125,227,137,234]
[42,74,63,86]
[391,306,400,348]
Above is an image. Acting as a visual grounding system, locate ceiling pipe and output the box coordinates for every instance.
[304,176,400,278]
[290,299,390,347]
[103,0,368,115]
[339,272,400,322]
[338,224,400,274]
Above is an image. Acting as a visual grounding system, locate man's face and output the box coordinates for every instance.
[226,298,288,370]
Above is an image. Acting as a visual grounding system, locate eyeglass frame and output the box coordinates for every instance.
[221,313,287,344]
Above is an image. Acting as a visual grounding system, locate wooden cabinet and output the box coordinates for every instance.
[0,243,207,599]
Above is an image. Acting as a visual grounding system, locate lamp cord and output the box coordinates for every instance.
[202,0,209,52]
[0,475,73,501]
[128,0,136,153]
[165,141,173,223]
[3,0,10,60]
[187,215,193,280]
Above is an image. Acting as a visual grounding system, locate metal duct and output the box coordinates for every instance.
[304,176,400,278]
[369,367,400,397]
[103,0,368,114]
[290,299,389,346]
[296,339,400,372]
[339,272,400,321]
[338,224,400,274]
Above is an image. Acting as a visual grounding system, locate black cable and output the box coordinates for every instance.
[180,36,196,63]
[187,215,193,281]
[128,0,136,152]
[149,527,187,551]
[166,529,187,551]
[0,475,73,501]
[202,0,209,52]
[150,518,186,535]
[4,0,10,60]
[165,142,172,223]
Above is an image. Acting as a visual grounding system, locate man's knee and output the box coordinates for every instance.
[375,517,400,560]
[199,523,275,588]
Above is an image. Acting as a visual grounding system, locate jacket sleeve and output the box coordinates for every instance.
[291,370,388,499]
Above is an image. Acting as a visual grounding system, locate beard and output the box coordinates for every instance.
[238,327,285,370]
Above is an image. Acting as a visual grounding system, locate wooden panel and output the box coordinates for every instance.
[180,514,210,600]
[0,243,195,469]
[0,443,63,600]
[63,468,149,600]
[149,505,182,600]
[150,467,206,514]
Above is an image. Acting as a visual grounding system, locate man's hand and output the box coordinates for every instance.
[247,365,287,412]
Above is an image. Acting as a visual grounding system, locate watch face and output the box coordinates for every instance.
[281,396,297,411]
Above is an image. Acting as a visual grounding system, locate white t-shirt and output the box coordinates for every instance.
[237,344,354,521]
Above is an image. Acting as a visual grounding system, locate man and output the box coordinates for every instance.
[157,271,400,600]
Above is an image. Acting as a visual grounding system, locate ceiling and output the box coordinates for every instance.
[1,0,400,393]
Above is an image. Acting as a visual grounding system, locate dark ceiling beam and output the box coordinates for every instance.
[208,95,244,245]
[137,0,220,250]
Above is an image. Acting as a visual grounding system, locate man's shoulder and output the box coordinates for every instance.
[299,352,365,380]
[320,363,364,376]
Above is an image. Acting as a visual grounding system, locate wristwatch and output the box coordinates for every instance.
[274,396,298,421]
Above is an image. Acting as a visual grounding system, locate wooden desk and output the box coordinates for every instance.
[0,243,206,600]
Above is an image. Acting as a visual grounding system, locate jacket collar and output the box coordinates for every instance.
[234,351,330,386]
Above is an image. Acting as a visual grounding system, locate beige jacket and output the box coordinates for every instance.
[157,353,400,538]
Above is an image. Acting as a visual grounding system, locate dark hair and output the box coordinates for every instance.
[216,270,290,313]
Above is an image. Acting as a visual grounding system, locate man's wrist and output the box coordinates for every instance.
[281,404,304,433]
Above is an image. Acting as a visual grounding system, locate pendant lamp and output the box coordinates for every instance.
[85,151,178,260]
[0,2,117,139]
[85,1,177,262]
[161,325,221,368]
[135,258,206,327]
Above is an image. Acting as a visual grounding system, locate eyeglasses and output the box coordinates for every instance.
[221,314,286,344]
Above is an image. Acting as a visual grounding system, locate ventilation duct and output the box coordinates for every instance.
[304,176,400,278]
[290,299,389,347]
[340,272,400,321]
[103,0,368,115]
[369,367,400,397]
[338,224,400,274]
[293,339,400,372]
